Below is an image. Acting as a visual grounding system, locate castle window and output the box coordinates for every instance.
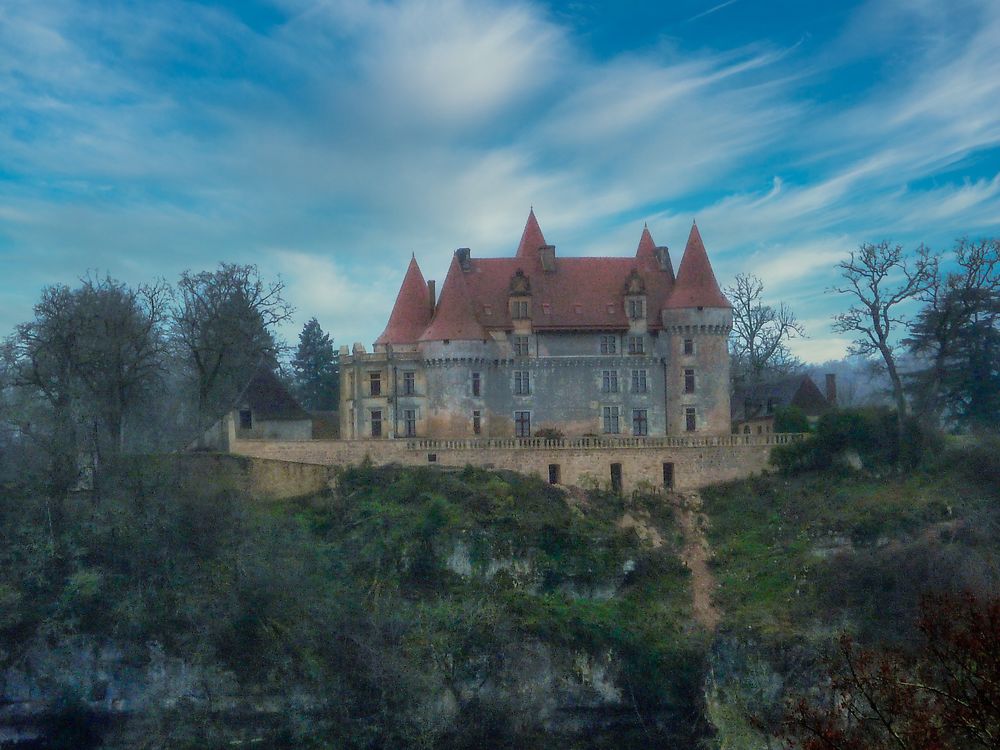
[631,369,647,393]
[371,409,383,437]
[632,409,648,436]
[602,370,619,393]
[600,335,617,354]
[683,338,695,355]
[472,371,481,397]
[402,371,415,395]
[473,410,481,435]
[628,336,644,354]
[514,371,530,395]
[515,410,531,437]
[685,407,696,432]
[628,299,645,319]
[766,398,774,414]
[512,299,530,319]
[403,409,416,437]
[603,405,620,434]
[684,369,696,394]
[238,409,252,430]
[513,335,530,356]
[369,371,382,396]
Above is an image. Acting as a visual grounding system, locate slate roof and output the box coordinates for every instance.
[375,255,431,346]
[733,374,831,420]
[237,367,311,421]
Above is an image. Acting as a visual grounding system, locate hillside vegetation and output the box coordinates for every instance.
[0,461,702,749]
[2,428,999,748]
[701,433,1000,746]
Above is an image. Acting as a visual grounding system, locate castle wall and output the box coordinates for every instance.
[228,434,798,492]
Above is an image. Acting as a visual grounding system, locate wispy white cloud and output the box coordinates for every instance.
[0,0,998,362]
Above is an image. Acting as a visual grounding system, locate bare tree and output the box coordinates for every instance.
[832,241,937,439]
[726,273,805,383]
[73,275,170,455]
[171,263,293,426]
[6,285,85,495]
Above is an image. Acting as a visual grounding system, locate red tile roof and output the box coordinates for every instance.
[664,223,730,309]
[636,224,656,264]
[419,256,488,341]
[375,255,432,345]
[417,217,677,338]
[381,213,728,344]
[515,208,547,259]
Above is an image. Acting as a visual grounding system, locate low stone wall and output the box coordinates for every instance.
[168,453,330,500]
[229,435,802,491]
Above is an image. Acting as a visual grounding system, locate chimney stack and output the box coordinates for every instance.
[455,247,472,271]
[654,246,674,274]
[427,280,436,315]
[538,244,556,272]
[825,373,837,406]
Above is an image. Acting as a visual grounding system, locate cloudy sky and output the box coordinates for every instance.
[2,0,999,361]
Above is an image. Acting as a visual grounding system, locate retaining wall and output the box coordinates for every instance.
[228,435,802,492]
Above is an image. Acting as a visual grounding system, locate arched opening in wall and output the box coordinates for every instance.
[662,462,674,490]
[610,463,623,493]
[548,464,561,485]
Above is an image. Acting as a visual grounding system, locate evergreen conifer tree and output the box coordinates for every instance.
[292,318,339,411]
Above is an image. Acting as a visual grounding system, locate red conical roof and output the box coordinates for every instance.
[664,223,730,308]
[375,255,432,345]
[419,256,488,341]
[515,208,547,259]
[636,224,657,264]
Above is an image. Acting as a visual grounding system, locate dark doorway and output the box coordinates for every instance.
[610,463,623,493]
[662,462,674,490]
[548,464,561,485]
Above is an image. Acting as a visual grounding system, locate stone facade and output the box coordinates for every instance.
[341,213,734,443]
[228,433,802,493]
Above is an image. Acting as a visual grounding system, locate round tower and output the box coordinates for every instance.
[661,223,733,437]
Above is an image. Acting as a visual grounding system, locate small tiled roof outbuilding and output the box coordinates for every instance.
[237,367,311,421]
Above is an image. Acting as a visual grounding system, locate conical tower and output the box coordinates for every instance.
[662,223,733,436]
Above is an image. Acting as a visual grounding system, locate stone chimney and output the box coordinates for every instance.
[825,373,837,406]
[538,244,556,272]
[427,280,436,315]
[455,247,472,271]
[654,246,673,274]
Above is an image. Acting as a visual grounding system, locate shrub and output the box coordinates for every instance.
[774,405,811,434]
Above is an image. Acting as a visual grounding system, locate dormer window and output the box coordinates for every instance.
[511,300,530,319]
[627,299,645,319]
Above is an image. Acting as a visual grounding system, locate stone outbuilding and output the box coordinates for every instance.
[732,373,835,434]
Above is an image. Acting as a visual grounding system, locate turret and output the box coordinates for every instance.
[662,223,733,436]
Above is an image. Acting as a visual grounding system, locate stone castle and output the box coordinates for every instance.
[340,211,733,441]
[215,211,802,493]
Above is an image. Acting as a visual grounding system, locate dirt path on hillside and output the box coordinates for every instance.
[671,491,721,631]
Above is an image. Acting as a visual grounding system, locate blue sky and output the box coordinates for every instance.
[2,0,999,362]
